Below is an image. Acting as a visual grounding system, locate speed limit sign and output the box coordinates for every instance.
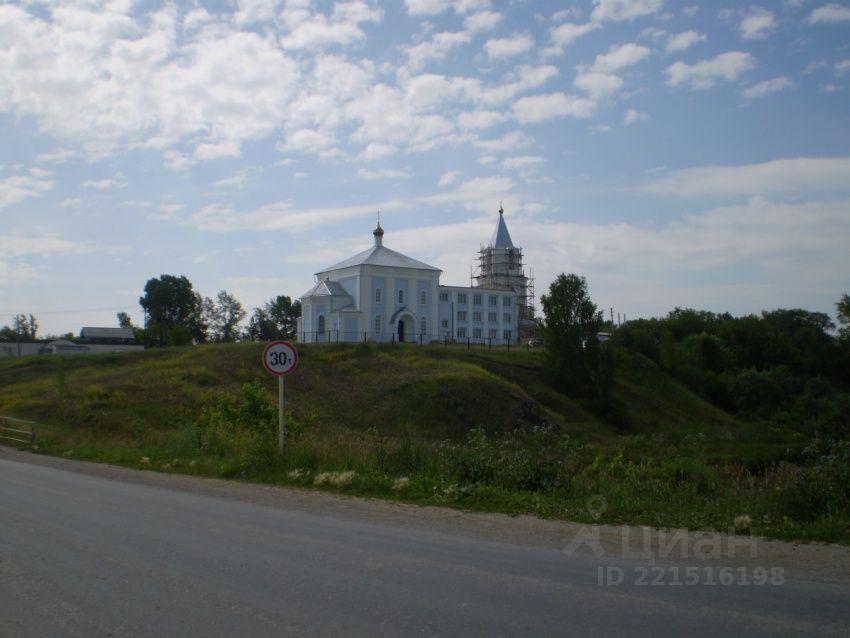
[262,341,298,376]
[261,341,299,452]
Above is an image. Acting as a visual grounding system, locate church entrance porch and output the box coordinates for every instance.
[397,315,414,342]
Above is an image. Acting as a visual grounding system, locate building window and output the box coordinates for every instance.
[318,315,325,334]
[488,328,497,339]
[489,295,497,306]
[457,293,467,304]
[421,318,427,335]
[472,311,482,322]
[439,292,448,302]
[398,289,404,304]
[473,294,482,305]
[441,319,449,328]
[457,311,467,321]
[473,327,482,339]
[488,312,497,323]
[504,313,512,324]
[457,327,466,338]
[503,296,511,307]
[375,288,381,303]
[503,330,512,341]
[420,291,427,305]
[375,316,381,334]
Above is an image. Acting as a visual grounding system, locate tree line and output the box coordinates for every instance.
[0,314,39,342]
[538,275,850,433]
[608,294,850,435]
[137,274,301,346]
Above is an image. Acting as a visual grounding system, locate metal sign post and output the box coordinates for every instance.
[261,341,299,453]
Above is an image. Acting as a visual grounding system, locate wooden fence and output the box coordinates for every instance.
[0,416,36,446]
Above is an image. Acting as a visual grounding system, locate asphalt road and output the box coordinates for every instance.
[1,454,848,637]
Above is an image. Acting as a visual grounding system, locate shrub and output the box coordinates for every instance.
[193,379,314,469]
[439,427,574,493]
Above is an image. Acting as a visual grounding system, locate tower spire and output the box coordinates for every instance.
[373,212,384,246]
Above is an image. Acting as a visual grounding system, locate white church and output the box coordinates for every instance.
[298,208,533,345]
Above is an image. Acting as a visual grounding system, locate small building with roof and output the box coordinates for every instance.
[299,209,530,345]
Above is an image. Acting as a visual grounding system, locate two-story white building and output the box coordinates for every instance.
[299,212,525,345]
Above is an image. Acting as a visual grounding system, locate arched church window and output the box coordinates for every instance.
[375,316,381,334]
[318,315,325,335]
[398,289,404,304]
[420,318,427,335]
[375,288,381,303]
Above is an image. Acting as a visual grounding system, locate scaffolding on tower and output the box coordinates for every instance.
[472,239,536,338]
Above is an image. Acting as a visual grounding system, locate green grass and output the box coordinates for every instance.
[1,342,846,544]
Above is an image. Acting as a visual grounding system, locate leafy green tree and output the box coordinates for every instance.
[837,294,850,344]
[211,290,246,342]
[246,296,302,341]
[539,273,608,397]
[116,312,133,329]
[139,275,204,346]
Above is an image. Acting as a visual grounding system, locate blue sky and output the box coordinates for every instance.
[1,0,849,336]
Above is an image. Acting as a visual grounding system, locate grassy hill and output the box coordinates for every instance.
[1,342,846,543]
[0,341,741,442]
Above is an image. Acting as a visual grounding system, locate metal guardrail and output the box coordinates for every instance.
[0,416,36,446]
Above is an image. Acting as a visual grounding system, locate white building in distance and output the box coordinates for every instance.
[299,210,528,345]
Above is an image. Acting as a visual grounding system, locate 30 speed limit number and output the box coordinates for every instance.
[262,341,299,376]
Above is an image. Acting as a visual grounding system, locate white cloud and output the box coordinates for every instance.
[836,59,850,76]
[464,10,502,33]
[357,168,413,180]
[666,52,757,90]
[0,260,40,282]
[282,129,337,154]
[0,172,54,208]
[589,42,651,73]
[358,143,399,161]
[484,33,534,60]
[457,110,506,130]
[0,231,95,257]
[404,0,451,16]
[0,3,300,163]
[543,22,599,57]
[163,150,196,172]
[590,0,663,22]
[574,72,624,100]
[624,108,648,124]
[501,155,544,170]
[212,167,258,190]
[404,0,491,16]
[646,157,850,198]
[739,7,777,40]
[438,171,461,187]
[405,31,472,70]
[233,0,282,26]
[35,149,80,164]
[81,178,124,190]
[474,131,535,152]
[419,176,515,211]
[189,198,411,233]
[280,2,382,50]
[666,31,707,54]
[521,198,850,319]
[808,3,850,23]
[513,93,595,123]
[742,77,794,100]
[571,43,648,102]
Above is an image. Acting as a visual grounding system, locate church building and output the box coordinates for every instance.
[298,208,532,345]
